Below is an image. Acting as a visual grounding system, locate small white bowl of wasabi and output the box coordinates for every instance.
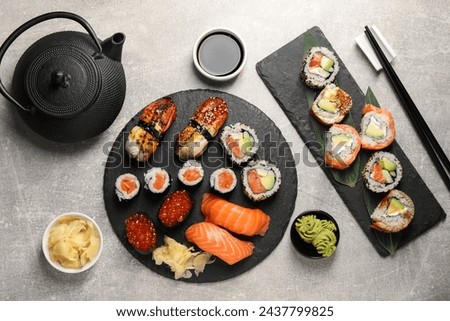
[42,212,103,273]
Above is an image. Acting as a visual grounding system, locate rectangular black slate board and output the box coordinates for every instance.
[256,26,447,256]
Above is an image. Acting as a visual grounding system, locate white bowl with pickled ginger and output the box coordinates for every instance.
[42,212,103,273]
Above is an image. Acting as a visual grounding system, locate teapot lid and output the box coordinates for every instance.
[25,45,101,118]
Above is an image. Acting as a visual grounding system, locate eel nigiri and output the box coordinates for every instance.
[126,97,177,162]
[175,97,228,160]
[185,222,254,265]
[201,193,270,236]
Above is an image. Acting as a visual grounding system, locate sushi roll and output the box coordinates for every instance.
[115,173,140,201]
[310,84,352,126]
[363,151,403,193]
[144,167,171,194]
[301,47,340,89]
[324,124,361,170]
[241,160,281,201]
[370,189,414,233]
[210,168,237,194]
[178,160,204,187]
[360,104,396,150]
[220,123,259,166]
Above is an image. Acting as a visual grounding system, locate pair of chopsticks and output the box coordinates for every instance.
[364,26,450,193]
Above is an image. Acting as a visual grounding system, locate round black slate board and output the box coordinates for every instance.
[103,89,298,282]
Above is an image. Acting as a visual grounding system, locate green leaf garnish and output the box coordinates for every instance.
[365,86,381,107]
[303,29,318,56]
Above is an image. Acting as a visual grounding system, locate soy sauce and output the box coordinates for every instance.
[197,32,243,76]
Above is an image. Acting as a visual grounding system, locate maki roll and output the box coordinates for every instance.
[371,189,414,233]
[301,47,340,89]
[178,160,204,187]
[115,173,140,201]
[310,84,352,126]
[241,160,281,201]
[360,104,396,150]
[363,151,403,193]
[324,124,361,170]
[144,168,171,194]
[210,168,237,194]
[220,123,259,166]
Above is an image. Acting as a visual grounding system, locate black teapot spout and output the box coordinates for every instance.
[101,33,125,61]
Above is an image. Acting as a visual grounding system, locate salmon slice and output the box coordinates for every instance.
[246,169,267,194]
[121,177,137,194]
[153,173,166,190]
[201,193,270,236]
[185,222,254,265]
[225,136,244,158]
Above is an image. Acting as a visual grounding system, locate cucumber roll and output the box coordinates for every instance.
[241,160,281,201]
[363,151,403,193]
[301,47,340,89]
[220,123,259,166]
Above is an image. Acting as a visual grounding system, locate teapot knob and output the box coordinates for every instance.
[51,70,71,88]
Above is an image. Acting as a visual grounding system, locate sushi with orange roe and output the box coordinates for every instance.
[241,160,281,201]
[144,168,171,194]
[210,168,237,194]
[178,160,204,187]
[115,173,140,201]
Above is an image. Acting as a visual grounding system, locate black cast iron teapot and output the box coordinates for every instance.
[0,11,126,142]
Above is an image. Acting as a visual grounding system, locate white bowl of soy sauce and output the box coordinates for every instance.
[193,28,247,82]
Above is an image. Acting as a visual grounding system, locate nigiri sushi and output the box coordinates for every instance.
[126,97,177,162]
[185,222,254,265]
[175,97,228,160]
[201,193,270,236]
[360,104,396,150]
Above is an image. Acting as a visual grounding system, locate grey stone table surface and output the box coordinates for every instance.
[0,0,449,301]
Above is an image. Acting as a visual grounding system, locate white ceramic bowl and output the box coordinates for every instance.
[193,28,247,82]
[42,212,103,273]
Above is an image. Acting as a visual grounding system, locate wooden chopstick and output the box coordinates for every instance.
[364,26,450,192]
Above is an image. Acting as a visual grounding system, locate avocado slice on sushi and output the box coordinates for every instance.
[242,160,281,201]
[360,104,396,150]
[310,84,353,126]
[220,123,259,166]
[370,189,414,233]
[301,47,340,89]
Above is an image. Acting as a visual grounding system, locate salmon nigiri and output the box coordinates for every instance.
[185,222,254,265]
[201,193,270,236]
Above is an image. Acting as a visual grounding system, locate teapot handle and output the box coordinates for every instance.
[0,11,103,113]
